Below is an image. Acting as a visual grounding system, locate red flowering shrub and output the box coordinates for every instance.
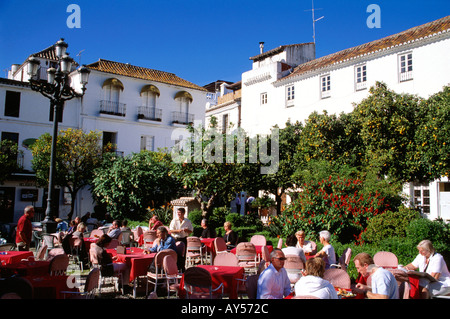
[270,176,392,243]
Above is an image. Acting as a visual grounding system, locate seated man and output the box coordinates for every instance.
[148,226,181,272]
[314,230,336,268]
[355,264,399,299]
[257,248,291,299]
[107,220,122,240]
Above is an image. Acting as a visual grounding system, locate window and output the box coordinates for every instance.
[102,131,117,150]
[222,114,229,134]
[413,183,430,214]
[260,92,268,105]
[4,91,21,117]
[286,85,295,107]
[355,64,367,91]
[1,132,19,144]
[320,75,331,98]
[140,135,154,151]
[399,52,413,82]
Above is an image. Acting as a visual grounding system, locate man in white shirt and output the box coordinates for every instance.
[257,249,291,299]
[169,208,193,271]
[169,208,193,242]
[356,264,399,299]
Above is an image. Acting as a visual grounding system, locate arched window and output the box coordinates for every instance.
[173,91,193,124]
[138,85,161,121]
[101,78,125,116]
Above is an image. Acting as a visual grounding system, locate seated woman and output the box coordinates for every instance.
[295,230,314,255]
[282,234,307,264]
[404,239,450,298]
[223,221,238,250]
[90,234,130,285]
[294,257,338,299]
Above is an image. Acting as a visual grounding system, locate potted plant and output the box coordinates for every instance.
[252,195,276,217]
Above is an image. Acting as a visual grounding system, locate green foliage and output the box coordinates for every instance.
[406,218,450,257]
[362,206,421,243]
[272,175,398,243]
[0,139,20,184]
[188,209,203,226]
[251,195,276,209]
[170,124,263,216]
[31,128,106,219]
[146,203,174,226]
[414,86,450,180]
[352,82,423,182]
[92,151,182,221]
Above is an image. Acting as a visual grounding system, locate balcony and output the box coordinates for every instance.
[99,100,126,117]
[137,106,162,122]
[171,111,194,125]
[217,89,241,105]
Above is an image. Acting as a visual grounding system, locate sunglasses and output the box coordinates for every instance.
[274,257,287,261]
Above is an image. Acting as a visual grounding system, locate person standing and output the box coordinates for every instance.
[15,206,35,251]
[169,208,193,245]
[169,208,193,271]
[257,249,291,299]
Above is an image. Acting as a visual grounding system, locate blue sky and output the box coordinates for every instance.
[0,0,449,86]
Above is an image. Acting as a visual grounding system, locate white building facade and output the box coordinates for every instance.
[238,16,450,220]
[1,44,207,224]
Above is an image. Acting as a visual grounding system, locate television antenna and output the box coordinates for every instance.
[305,0,324,44]
[76,49,85,65]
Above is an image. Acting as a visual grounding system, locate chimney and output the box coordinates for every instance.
[259,42,265,54]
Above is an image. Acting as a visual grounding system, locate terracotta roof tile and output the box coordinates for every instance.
[86,59,207,91]
[282,15,450,81]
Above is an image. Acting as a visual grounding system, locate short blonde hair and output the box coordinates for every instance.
[224,221,232,228]
[417,240,435,255]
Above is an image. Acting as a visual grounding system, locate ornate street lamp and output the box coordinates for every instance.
[27,38,90,233]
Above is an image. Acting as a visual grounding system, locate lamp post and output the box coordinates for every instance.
[27,38,90,233]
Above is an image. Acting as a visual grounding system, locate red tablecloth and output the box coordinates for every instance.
[107,247,155,283]
[83,237,98,251]
[201,238,216,253]
[0,251,34,265]
[0,260,50,277]
[407,274,421,299]
[180,265,244,299]
[26,275,78,299]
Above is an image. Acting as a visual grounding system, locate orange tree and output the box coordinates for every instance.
[92,150,183,221]
[31,129,108,220]
[413,86,450,181]
[352,82,422,183]
[170,123,263,218]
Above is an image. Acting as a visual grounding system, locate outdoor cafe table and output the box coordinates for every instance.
[83,237,98,250]
[107,247,156,298]
[26,274,78,299]
[0,251,34,265]
[0,260,50,277]
[201,238,216,263]
[179,265,245,299]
